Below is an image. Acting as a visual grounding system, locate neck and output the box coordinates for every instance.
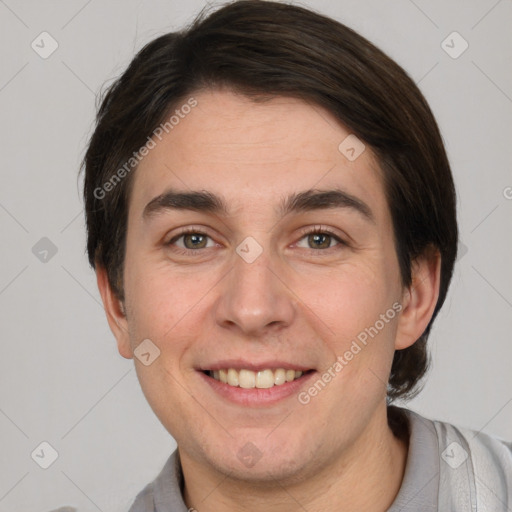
[181,405,408,512]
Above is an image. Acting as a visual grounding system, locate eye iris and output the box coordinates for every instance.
[308,233,331,249]
[184,233,207,249]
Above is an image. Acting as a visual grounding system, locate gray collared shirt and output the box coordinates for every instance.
[128,407,512,511]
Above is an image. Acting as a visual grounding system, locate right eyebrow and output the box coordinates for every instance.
[142,189,229,221]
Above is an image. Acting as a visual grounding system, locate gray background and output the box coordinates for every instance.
[0,0,511,510]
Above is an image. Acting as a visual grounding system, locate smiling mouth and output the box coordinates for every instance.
[204,368,313,389]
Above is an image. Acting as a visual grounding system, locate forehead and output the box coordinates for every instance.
[129,89,387,221]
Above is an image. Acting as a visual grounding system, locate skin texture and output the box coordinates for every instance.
[97,90,441,512]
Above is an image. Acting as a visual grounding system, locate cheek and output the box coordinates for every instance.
[123,261,210,433]
[134,360,203,444]
[303,261,396,332]
[294,257,401,384]
[124,256,203,339]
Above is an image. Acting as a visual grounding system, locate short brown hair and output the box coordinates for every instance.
[82,0,458,401]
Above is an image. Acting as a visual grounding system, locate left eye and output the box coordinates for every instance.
[296,231,342,250]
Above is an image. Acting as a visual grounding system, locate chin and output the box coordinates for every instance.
[200,432,319,484]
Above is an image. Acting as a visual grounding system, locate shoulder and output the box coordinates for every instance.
[407,408,512,511]
[127,449,185,512]
[127,481,155,512]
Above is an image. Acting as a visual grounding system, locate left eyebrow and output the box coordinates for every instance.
[142,187,375,224]
[278,188,375,224]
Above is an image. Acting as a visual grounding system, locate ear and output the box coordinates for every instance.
[394,247,441,350]
[96,265,133,359]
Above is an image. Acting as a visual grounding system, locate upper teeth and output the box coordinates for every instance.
[210,368,304,389]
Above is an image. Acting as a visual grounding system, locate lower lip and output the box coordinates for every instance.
[199,371,317,407]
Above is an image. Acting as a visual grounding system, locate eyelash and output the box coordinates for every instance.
[166,226,347,255]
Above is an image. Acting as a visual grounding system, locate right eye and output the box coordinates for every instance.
[167,230,216,251]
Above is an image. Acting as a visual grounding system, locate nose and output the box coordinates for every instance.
[213,245,296,337]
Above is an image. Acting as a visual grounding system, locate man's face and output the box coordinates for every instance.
[117,90,408,481]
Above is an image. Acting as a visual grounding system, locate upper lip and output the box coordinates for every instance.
[198,359,315,372]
